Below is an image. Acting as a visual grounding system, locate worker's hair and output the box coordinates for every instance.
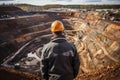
[54,31,63,35]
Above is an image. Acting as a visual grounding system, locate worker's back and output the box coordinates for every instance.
[40,35,80,80]
[40,20,80,80]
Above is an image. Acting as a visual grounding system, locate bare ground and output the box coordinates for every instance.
[0,67,42,80]
[0,63,120,80]
[76,63,120,80]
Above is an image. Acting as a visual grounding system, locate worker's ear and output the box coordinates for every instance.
[62,31,65,35]
[52,32,55,36]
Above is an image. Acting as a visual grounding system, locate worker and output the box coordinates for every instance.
[40,20,80,80]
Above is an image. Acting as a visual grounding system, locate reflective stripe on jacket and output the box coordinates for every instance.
[40,35,80,80]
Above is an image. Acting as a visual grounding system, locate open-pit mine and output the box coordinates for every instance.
[0,5,120,80]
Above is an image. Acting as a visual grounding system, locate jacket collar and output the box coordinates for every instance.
[51,34,66,43]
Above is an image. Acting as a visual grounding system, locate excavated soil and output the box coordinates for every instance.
[76,63,120,80]
[0,5,120,80]
[0,67,42,80]
[0,63,120,80]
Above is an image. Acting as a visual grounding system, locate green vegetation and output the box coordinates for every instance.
[16,4,120,9]
[0,4,120,11]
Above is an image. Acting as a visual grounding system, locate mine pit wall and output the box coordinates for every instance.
[0,11,78,64]
[0,14,52,63]
[65,12,120,73]
[1,10,120,75]
[0,14,50,33]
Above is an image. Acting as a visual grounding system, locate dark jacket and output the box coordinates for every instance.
[40,35,80,80]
